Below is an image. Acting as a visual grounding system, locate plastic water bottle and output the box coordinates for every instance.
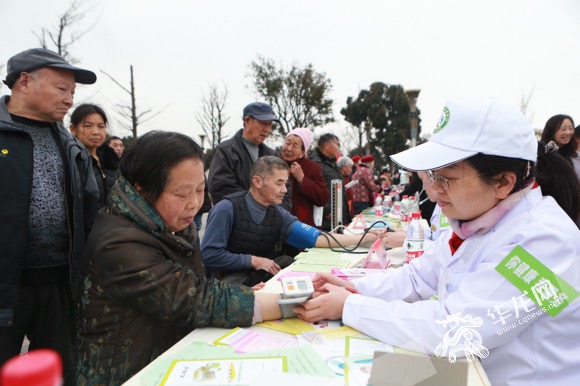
[406,212,425,263]
[407,193,420,214]
[374,196,383,216]
[382,195,392,213]
[392,197,401,215]
[400,195,410,223]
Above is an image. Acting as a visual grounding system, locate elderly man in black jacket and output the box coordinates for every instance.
[0,48,98,385]
[208,102,291,210]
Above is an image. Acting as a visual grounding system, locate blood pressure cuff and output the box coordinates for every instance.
[286,221,321,249]
[278,293,304,318]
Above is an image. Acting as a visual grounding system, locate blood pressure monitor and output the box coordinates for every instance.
[277,276,314,318]
[278,276,314,318]
[278,276,314,304]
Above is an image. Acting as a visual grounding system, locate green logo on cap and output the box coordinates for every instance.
[433,106,450,134]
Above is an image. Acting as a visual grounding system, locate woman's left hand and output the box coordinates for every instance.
[289,162,305,184]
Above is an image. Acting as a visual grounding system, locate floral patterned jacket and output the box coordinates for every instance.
[76,177,255,385]
[351,164,381,204]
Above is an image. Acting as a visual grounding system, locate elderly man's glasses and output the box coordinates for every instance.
[426,170,486,190]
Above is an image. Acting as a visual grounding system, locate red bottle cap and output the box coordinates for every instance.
[1,349,62,386]
[411,212,421,219]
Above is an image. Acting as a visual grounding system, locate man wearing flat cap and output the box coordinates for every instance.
[351,154,382,214]
[0,48,98,385]
[208,101,292,210]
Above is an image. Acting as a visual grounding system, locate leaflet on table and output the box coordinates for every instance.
[345,336,393,356]
[139,341,335,385]
[277,271,317,281]
[290,252,368,273]
[294,248,347,260]
[253,318,342,335]
[292,331,389,382]
[343,357,374,386]
[303,326,365,341]
[344,336,394,386]
[213,327,298,353]
[297,336,348,378]
[330,268,388,279]
[160,357,286,386]
[250,372,343,386]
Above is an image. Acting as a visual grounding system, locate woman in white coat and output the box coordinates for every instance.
[295,97,580,385]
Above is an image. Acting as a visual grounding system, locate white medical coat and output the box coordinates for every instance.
[429,203,451,242]
[344,188,580,385]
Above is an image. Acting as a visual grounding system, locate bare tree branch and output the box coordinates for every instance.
[196,83,230,149]
[100,70,132,95]
[341,123,361,154]
[138,104,172,125]
[101,65,167,138]
[33,0,101,63]
[520,87,535,124]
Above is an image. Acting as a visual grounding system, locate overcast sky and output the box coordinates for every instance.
[1,0,579,150]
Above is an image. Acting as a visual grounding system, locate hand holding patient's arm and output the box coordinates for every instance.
[293,283,352,322]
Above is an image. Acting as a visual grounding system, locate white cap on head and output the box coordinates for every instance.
[390,97,538,171]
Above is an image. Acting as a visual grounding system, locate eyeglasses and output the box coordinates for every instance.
[426,170,486,191]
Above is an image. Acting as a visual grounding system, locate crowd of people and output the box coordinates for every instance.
[1,47,579,386]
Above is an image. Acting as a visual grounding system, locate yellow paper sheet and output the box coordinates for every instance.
[256,318,316,335]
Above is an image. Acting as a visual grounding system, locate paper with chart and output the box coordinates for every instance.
[160,357,286,386]
[344,336,393,386]
[213,327,298,353]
